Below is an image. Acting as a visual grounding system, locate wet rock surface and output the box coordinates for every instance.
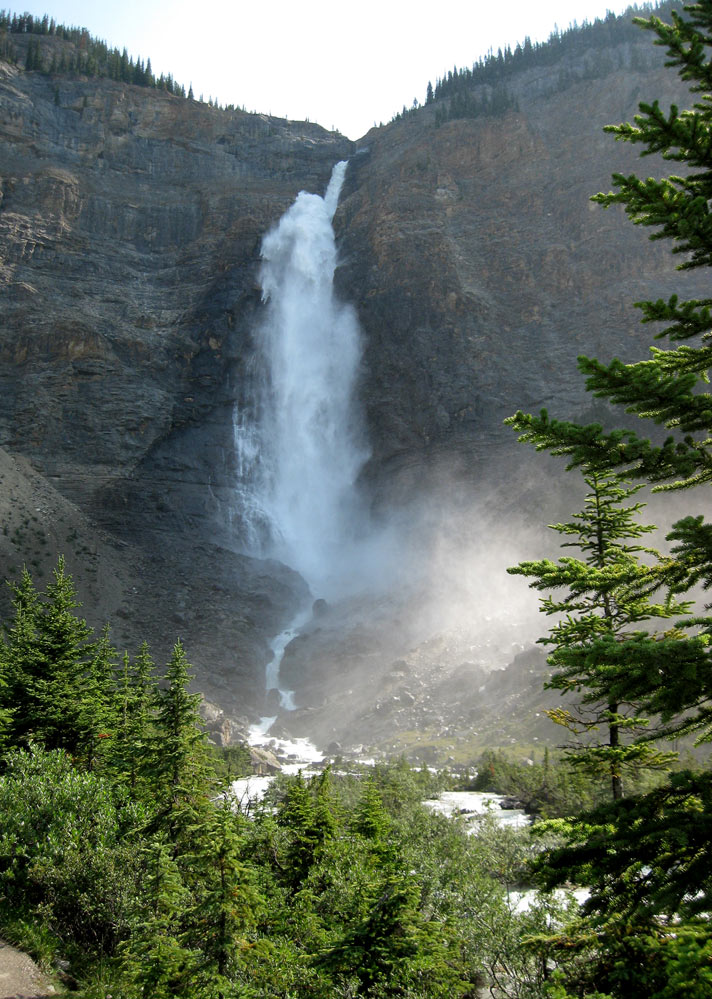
[273,584,556,756]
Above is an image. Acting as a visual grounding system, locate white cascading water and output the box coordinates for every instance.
[234,160,370,725]
[235,160,369,591]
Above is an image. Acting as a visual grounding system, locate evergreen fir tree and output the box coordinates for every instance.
[276,771,324,890]
[352,776,393,851]
[147,641,214,847]
[182,795,260,989]
[316,866,467,997]
[507,5,712,497]
[24,36,41,71]
[121,836,194,999]
[506,3,712,755]
[509,471,688,800]
[77,622,117,771]
[108,643,157,792]
[312,766,338,841]
[506,4,712,992]
[1,567,40,748]
[34,556,95,753]
[0,640,13,751]
[3,559,95,753]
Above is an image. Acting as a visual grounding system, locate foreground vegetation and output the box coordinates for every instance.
[0,558,586,998]
[0,555,705,998]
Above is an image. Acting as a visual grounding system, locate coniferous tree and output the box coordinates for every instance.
[0,640,13,752]
[108,643,157,792]
[276,770,324,890]
[3,559,95,753]
[312,766,338,841]
[506,4,712,993]
[316,865,467,998]
[148,641,214,846]
[182,795,260,989]
[509,471,688,800]
[24,36,41,71]
[508,5,712,490]
[352,775,393,849]
[34,556,95,753]
[0,567,40,748]
[120,836,193,999]
[77,622,118,771]
[506,4,712,756]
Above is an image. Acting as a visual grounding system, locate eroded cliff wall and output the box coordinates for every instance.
[0,57,350,527]
[336,41,698,507]
[0,53,348,714]
[0,29,700,739]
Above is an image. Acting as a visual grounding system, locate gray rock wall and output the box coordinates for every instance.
[0,33,700,738]
[335,41,700,505]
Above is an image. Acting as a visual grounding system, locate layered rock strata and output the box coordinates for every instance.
[0,29,703,739]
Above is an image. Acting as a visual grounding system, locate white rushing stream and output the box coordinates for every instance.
[422,790,529,830]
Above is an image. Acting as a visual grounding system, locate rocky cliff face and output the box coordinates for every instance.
[0,53,348,713]
[0,30,700,746]
[336,44,697,504]
[0,56,350,526]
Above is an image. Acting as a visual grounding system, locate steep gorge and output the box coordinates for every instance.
[0,24,701,750]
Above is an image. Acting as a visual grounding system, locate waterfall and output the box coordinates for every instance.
[232,160,369,722]
[234,160,369,591]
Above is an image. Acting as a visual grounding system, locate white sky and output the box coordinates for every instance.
[14,1,642,138]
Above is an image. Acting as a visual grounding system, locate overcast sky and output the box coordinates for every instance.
[14,1,643,138]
